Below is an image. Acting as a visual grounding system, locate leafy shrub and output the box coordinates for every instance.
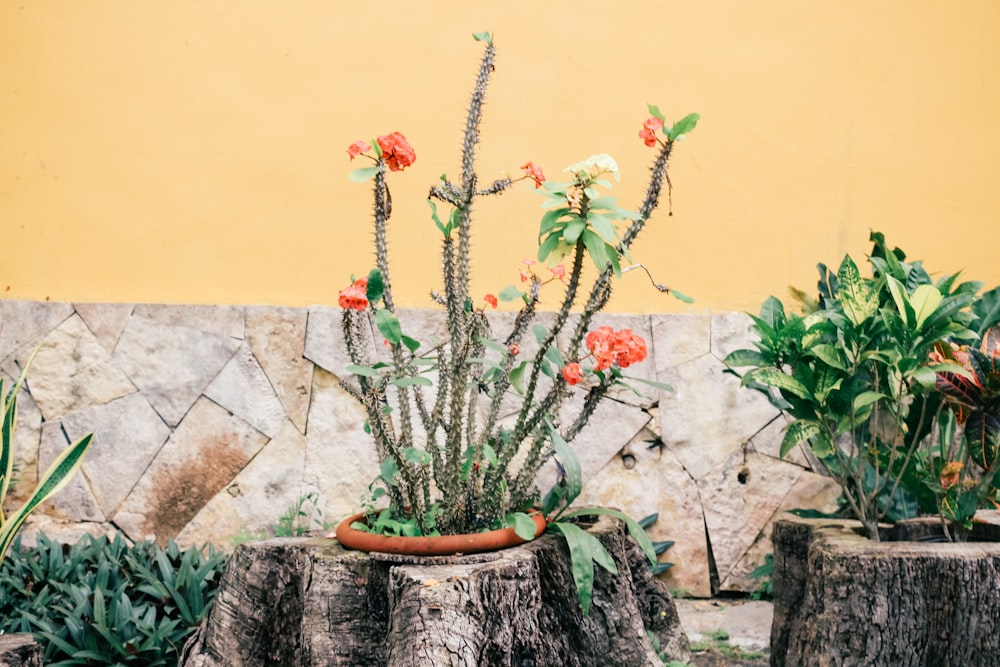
[0,531,226,666]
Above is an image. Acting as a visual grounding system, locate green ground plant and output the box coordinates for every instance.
[0,532,225,666]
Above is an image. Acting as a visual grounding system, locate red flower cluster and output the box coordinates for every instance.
[338,278,369,311]
[520,161,546,188]
[346,140,371,160]
[484,293,498,309]
[562,362,584,385]
[377,132,416,172]
[639,117,664,147]
[585,326,648,371]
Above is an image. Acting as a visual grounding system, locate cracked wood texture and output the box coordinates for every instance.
[771,517,1000,667]
[180,515,689,666]
[0,635,43,667]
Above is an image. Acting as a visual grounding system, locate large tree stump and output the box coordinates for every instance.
[0,634,43,667]
[770,517,1000,667]
[180,515,689,666]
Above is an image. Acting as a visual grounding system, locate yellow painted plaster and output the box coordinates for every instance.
[2,2,999,312]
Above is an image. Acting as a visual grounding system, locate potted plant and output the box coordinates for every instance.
[333,31,695,612]
[725,232,1000,665]
[182,33,696,667]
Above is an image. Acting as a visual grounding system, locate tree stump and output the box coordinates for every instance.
[180,515,689,666]
[0,634,43,667]
[770,517,1000,667]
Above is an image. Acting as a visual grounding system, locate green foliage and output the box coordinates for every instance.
[0,532,226,666]
[0,354,93,560]
[725,231,998,540]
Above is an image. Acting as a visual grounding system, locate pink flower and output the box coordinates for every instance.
[562,362,583,385]
[548,265,566,283]
[639,117,664,147]
[484,294,498,309]
[338,278,369,311]
[520,161,546,188]
[509,343,520,356]
[347,140,371,160]
[377,132,416,172]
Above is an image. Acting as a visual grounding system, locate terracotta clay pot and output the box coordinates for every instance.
[335,511,547,556]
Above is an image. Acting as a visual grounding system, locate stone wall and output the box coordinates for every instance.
[0,299,838,596]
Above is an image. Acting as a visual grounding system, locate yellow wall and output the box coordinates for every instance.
[2,2,999,313]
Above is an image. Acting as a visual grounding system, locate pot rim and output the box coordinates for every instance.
[335,510,547,556]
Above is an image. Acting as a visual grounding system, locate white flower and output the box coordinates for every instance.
[563,154,621,182]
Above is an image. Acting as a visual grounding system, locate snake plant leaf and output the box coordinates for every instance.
[0,432,93,558]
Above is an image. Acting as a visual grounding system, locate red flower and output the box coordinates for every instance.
[585,326,648,370]
[377,132,416,172]
[509,343,520,357]
[484,294,498,309]
[613,328,648,368]
[520,161,546,188]
[639,117,664,147]
[347,140,371,160]
[338,278,369,311]
[586,326,617,371]
[562,362,583,385]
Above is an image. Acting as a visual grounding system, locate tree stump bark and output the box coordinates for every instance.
[0,634,43,667]
[180,515,689,666]
[770,517,1000,667]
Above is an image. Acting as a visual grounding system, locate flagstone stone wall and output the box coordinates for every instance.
[0,299,839,596]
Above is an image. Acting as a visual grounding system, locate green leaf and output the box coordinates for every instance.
[374,309,402,345]
[427,199,451,237]
[722,349,766,368]
[625,376,674,392]
[837,255,878,326]
[587,213,618,245]
[670,289,694,303]
[853,391,885,411]
[505,512,539,541]
[646,103,666,123]
[564,506,656,567]
[401,447,430,466]
[0,433,93,558]
[582,230,611,272]
[911,284,943,329]
[538,232,563,262]
[807,344,847,371]
[509,361,528,394]
[400,335,421,353]
[547,420,582,510]
[472,31,492,44]
[781,420,825,458]
[667,113,700,141]
[349,166,379,182]
[366,268,384,305]
[548,521,615,616]
[759,296,786,331]
[885,275,912,325]
[744,368,812,400]
[498,285,526,302]
[563,217,587,244]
